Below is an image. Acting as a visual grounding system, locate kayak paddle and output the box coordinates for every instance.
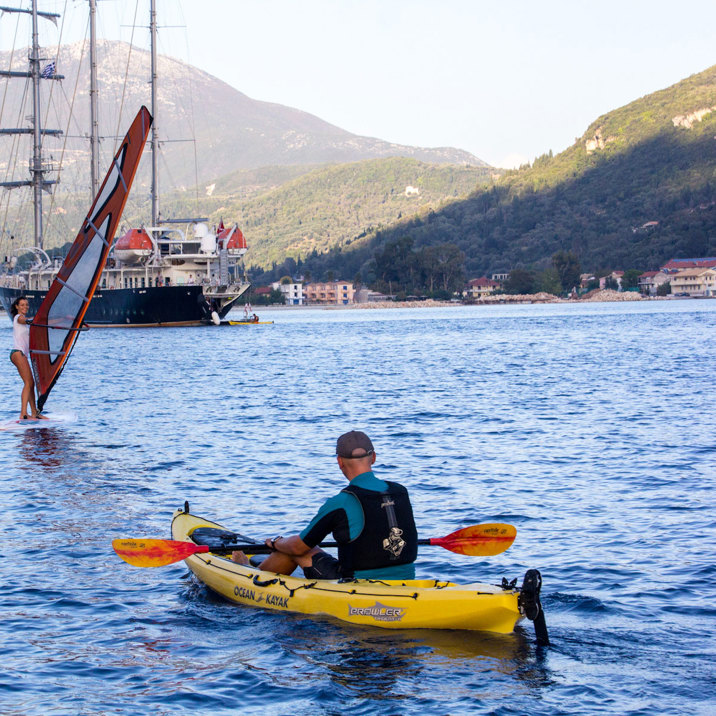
[113,523,516,568]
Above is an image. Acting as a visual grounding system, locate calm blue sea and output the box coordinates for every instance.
[1,300,714,715]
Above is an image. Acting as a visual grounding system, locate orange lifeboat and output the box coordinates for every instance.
[114,228,153,264]
[217,223,247,256]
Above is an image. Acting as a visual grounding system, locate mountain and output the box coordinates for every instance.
[0,39,485,188]
[289,64,716,283]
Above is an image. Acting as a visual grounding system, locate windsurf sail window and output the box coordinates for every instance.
[29,106,152,411]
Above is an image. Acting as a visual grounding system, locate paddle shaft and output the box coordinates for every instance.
[205,537,447,555]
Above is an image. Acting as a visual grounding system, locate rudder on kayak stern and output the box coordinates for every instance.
[519,568,549,646]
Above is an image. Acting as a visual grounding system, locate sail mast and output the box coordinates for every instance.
[150,0,159,226]
[89,0,99,198]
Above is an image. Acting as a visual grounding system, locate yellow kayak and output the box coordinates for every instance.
[226,320,274,325]
[171,508,540,635]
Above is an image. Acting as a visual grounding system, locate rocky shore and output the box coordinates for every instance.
[578,288,644,302]
[337,288,645,309]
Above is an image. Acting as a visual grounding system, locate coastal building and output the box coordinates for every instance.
[580,273,596,289]
[304,281,355,305]
[669,268,716,296]
[464,277,500,299]
[253,286,273,299]
[600,270,624,290]
[661,257,716,274]
[637,271,670,296]
[354,288,390,303]
[271,281,304,306]
[491,272,509,283]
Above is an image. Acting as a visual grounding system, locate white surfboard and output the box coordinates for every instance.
[0,411,78,431]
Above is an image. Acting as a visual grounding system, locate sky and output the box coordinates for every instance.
[7,0,716,168]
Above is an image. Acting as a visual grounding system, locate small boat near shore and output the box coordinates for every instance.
[224,319,274,326]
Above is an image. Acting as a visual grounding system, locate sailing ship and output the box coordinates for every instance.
[0,0,250,326]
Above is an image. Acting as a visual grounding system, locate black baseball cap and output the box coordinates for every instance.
[336,430,374,459]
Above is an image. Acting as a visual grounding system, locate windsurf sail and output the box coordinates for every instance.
[29,106,152,411]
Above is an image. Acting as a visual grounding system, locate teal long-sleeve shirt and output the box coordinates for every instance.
[299,471,416,580]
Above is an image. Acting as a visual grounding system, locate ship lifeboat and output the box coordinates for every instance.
[114,228,153,264]
[217,223,248,256]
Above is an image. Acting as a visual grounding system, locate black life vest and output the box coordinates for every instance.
[338,481,418,576]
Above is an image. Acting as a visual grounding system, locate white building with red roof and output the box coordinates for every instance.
[661,257,716,274]
[464,277,501,299]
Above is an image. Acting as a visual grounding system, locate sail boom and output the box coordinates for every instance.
[29,323,89,332]
[30,349,67,356]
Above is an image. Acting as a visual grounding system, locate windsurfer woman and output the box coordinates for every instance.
[9,297,46,420]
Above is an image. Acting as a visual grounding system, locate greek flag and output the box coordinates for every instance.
[41,61,55,78]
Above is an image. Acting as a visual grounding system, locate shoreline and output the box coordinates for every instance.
[251,290,708,312]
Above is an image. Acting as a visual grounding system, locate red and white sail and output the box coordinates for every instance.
[29,106,152,410]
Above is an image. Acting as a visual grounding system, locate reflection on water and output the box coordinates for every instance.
[18,427,73,470]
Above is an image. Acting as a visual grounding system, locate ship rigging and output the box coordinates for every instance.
[0,0,250,326]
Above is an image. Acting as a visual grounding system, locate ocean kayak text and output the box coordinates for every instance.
[233,586,289,609]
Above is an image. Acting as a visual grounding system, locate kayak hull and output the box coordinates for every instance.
[171,509,524,633]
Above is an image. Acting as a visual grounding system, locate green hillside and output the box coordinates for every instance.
[286,65,716,284]
[163,157,499,269]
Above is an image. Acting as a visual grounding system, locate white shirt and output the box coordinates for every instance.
[13,314,29,357]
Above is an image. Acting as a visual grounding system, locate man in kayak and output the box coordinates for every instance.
[234,430,418,580]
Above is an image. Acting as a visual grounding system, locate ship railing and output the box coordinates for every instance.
[0,274,25,289]
[204,280,250,297]
[13,246,53,271]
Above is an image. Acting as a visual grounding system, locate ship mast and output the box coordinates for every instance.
[89,0,99,198]
[30,2,44,246]
[150,0,159,226]
[0,1,63,250]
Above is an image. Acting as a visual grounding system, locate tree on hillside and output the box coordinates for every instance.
[504,269,535,295]
[278,257,297,277]
[374,236,418,290]
[536,267,562,295]
[419,243,465,293]
[552,251,581,293]
[621,269,641,290]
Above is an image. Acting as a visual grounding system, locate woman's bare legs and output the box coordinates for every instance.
[11,352,39,418]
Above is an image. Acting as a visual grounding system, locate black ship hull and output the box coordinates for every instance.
[0,284,243,326]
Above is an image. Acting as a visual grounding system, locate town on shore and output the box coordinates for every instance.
[249,256,716,307]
